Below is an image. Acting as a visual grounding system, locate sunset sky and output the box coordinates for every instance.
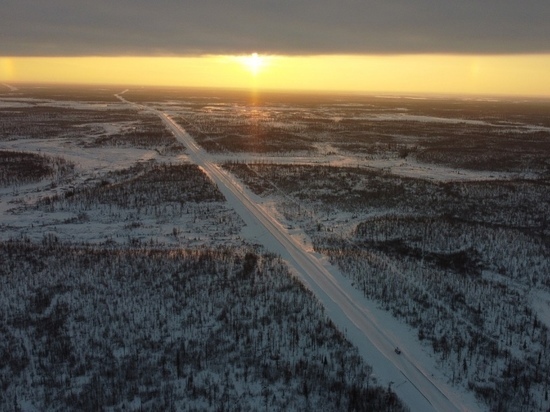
[2,0,550,97]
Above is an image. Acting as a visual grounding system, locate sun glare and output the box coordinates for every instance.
[241,53,265,75]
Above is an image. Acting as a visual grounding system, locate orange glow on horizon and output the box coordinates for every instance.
[1,54,550,98]
[0,58,15,81]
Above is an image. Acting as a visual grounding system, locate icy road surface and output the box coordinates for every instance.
[117,94,482,412]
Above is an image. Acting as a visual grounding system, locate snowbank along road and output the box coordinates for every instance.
[116,93,481,412]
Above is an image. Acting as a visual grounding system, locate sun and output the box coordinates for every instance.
[241,53,265,75]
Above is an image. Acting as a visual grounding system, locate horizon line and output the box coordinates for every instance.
[3,81,550,101]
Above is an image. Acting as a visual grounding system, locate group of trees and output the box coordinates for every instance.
[3,86,549,411]
[226,161,550,410]
[88,114,183,153]
[170,95,550,179]
[0,160,241,249]
[0,106,137,141]
[226,163,549,238]
[175,114,314,154]
[0,241,407,411]
[313,213,549,409]
[0,150,74,187]
[40,162,225,212]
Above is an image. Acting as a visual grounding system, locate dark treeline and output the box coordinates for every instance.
[0,150,74,187]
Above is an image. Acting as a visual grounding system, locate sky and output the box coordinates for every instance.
[2,0,550,96]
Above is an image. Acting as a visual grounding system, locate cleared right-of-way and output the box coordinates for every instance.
[116,93,481,412]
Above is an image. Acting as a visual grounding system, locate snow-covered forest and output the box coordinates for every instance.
[0,85,408,411]
[1,242,404,411]
[225,162,549,410]
[1,83,549,411]
[177,90,549,410]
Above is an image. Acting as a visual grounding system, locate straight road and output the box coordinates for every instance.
[117,93,479,412]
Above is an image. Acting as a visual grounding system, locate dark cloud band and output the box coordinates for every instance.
[3,0,549,56]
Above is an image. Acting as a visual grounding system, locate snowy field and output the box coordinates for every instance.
[1,84,549,411]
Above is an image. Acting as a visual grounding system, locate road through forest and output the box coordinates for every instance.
[116,93,480,412]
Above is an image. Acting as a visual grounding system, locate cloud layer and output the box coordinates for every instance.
[3,0,550,56]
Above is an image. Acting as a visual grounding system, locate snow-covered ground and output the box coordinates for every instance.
[206,153,517,182]
[136,98,483,411]
[2,89,548,411]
